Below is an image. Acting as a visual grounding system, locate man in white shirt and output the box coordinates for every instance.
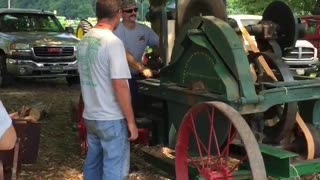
[76,0,138,179]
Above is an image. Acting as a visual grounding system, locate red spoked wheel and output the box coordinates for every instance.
[77,95,87,155]
[175,101,266,180]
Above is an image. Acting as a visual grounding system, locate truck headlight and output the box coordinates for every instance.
[10,43,30,50]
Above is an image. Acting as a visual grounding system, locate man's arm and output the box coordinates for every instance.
[112,79,138,140]
[147,28,160,47]
[125,51,152,78]
[126,51,144,72]
[0,125,16,150]
[0,101,17,150]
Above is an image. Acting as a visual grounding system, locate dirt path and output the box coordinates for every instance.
[0,79,83,180]
[0,79,171,180]
[2,79,319,180]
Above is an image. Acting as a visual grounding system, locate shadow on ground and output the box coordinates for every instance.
[0,78,83,180]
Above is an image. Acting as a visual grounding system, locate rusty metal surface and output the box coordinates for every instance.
[176,0,227,34]
[262,1,299,50]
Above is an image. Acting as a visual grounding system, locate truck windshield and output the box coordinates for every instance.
[0,13,65,32]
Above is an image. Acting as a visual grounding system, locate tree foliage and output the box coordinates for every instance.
[227,0,319,15]
[0,0,318,19]
[1,0,97,19]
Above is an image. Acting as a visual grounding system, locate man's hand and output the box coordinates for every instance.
[9,112,19,120]
[127,122,138,141]
[141,68,153,78]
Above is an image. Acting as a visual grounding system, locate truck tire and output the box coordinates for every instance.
[76,19,93,39]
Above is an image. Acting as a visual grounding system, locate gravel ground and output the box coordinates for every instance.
[0,78,320,180]
[0,79,169,180]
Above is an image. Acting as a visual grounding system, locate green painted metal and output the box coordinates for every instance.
[293,159,320,177]
[259,144,298,178]
[137,14,320,179]
[294,75,320,127]
[240,79,320,114]
[259,144,320,179]
[299,99,320,127]
[140,77,320,115]
[160,17,258,104]
[192,169,252,180]
[167,102,187,148]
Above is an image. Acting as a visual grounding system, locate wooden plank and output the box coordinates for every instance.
[240,27,277,81]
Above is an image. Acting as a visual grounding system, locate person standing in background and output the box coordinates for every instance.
[114,0,159,115]
[76,0,138,179]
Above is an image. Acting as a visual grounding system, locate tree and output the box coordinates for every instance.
[312,0,320,14]
[2,0,318,18]
[228,0,317,15]
[3,0,95,19]
[77,4,95,19]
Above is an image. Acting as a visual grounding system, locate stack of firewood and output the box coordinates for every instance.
[9,104,47,122]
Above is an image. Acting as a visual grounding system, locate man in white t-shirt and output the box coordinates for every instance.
[0,101,16,150]
[76,0,138,179]
[114,0,159,114]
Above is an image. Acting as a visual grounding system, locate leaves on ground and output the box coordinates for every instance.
[0,79,170,180]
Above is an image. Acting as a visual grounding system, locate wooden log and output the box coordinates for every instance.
[10,103,48,122]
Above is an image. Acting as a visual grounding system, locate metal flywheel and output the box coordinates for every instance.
[175,102,267,180]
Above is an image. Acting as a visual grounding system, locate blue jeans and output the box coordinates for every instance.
[83,119,129,180]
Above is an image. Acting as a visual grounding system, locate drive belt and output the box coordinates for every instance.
[240,27,315,159]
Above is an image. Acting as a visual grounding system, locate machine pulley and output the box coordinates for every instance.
[176,0,227,34]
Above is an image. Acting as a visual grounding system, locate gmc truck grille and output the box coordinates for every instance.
[33,47,74,57]
[283,47,314,60]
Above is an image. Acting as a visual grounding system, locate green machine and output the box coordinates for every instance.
[135,0,320,179]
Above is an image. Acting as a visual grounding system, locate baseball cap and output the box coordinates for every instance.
[122,0,136,9]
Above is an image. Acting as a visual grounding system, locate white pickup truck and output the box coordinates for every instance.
[282,40,319,75]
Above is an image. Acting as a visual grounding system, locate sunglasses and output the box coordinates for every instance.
[123,7,138,13]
